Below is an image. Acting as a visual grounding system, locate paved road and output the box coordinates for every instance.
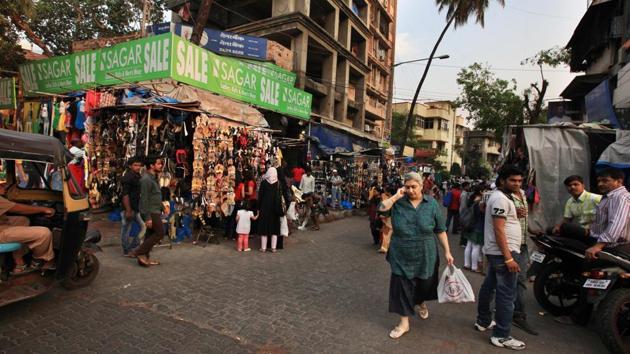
[0,217,606,353]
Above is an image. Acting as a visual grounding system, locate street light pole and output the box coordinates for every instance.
[393,54,449,68]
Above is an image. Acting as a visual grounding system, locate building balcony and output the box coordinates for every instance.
[365,99,386,118]
[422,129,450,143]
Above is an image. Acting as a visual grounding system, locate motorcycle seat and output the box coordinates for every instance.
[547,236,590,253]
[0,242,21,253]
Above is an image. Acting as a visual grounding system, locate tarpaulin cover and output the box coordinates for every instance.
[0,128,69,165]
[523,127,591,229]
[597,130,630,186]
[310,125,356,155]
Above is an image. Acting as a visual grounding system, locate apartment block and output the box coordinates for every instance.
[203,0,397,143]
[392,101,467,169]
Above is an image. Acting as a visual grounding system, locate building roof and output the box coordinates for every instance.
[566,0,618,72]
[560,74,608,99]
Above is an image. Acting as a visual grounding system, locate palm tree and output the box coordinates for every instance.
[399,0,505,154]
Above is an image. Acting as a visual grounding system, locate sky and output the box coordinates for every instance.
[393,0,588,111]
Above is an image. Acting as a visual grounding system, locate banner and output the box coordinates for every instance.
[171,35,311,120]
[0,78,16,109]
[18,33,312,120]
[96,33,172,86]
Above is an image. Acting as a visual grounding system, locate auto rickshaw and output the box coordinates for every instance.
[0,129,101,307]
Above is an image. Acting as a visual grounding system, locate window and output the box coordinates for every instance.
[438,120,449,131]
[436,142,446,151]
[423,119,434,129]
[415,117,424,127]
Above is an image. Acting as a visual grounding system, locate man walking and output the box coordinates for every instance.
[129,156,165,267]
[475,167,526,350]
[446,183,462,234]
[120,156,146,256]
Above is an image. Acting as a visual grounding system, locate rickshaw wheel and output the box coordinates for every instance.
[61,253,100,290]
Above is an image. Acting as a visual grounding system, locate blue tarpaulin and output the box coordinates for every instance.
[586,80,620,128]
[309,124,375,156]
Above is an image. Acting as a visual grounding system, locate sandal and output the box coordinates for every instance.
[388,325,409,339]
[416,303,429,320]
[11,264,33,275]
[147,259,160,266]
[136,255,150,267]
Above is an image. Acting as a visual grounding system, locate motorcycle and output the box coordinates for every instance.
[530,233,630,353]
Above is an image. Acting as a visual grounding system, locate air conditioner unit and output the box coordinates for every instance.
[364,125,372,132]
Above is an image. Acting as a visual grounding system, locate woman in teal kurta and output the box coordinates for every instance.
[380,172,454,339]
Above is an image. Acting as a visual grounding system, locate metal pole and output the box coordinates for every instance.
[145,108,151,156]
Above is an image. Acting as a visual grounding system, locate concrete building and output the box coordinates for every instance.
[561,0,630,128]
[392,101,467,170]
[201,0,397,144]
[463,130,501,168]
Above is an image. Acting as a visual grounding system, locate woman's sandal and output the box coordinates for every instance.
[388,325,409,339]
[416,303,429,320]
[147,259,160,266]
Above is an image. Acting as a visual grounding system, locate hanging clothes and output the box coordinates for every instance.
[75,98,86,130]
[85,90,100,116]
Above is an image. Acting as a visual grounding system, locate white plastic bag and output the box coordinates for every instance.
[437,265,476,303]
[286,201,298,222]
[279,215,289,237]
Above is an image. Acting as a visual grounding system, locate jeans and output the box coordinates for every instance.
[477,252,520,338]
[331,187,341,208]
[514,244,529,318]
[446,209,460,233]
[133,213,164,257]
[120,211,146,254]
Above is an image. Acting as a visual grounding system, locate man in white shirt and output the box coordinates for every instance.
[475,167,526,351]
[298,167,319,230]
[330,169,343,208]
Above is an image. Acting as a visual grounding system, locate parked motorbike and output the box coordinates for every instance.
[530,233,630,353]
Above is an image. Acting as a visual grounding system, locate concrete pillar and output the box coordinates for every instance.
[297,0,310,15]
[353,75,366,130]
[272,0,294,16]
[320,52,336,119]
[335,59,348,122]
[292,32,309,89]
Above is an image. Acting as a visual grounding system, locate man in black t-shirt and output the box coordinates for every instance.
[120,156,146,255]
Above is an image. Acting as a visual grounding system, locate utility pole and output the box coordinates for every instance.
[191,0,214,45]
[140,0,151,36]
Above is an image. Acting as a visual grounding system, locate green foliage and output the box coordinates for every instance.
[450,162,462,176]
[521,46,571,68]
[456,62,523,139]
[0,16,25,73]
[435,0,506,28]
[391,110,425,149]
[1,0,167,57]
[464,150,491,179]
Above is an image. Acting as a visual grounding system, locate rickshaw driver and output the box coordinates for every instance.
[0,183,56,272]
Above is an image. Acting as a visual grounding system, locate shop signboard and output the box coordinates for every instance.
[0,78,16,109]
[96,33,172,86]
[149,22,268,61]
[171,35,311,120]
[18,33,312,120]
[19,50,99,95]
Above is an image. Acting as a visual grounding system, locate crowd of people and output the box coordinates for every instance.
[369,166,629,351]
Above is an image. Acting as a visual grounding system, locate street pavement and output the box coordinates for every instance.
[0,216,607,353]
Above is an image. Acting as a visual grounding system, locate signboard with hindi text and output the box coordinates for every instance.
[0,78,16,109]
[18,33,312,120]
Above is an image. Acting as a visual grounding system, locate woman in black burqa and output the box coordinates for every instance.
[257,167,285,252]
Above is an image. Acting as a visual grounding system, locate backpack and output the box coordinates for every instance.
[442,191,452,207]
[459,199,476,232]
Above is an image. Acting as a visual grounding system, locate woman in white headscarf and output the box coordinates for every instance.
[257,167,284,252]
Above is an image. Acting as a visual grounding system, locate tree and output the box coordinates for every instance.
[521,46,570,124]
[399,0,506,154]
[456,62,523,139]
[0,0,167,59]
[463,150,491,179]
[390,111,426,148]
[0,16,25,73]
